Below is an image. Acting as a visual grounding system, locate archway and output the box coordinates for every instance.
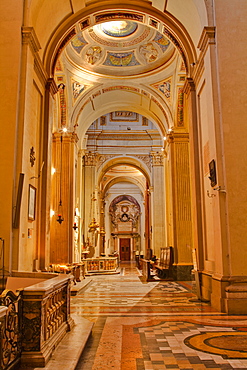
[44,1,197,282]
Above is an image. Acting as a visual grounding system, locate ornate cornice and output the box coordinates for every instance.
[197,27,216,53]
[46,78,58,96]
[22,27,41,54]
[167,132,189,144]
[183,77,195,95]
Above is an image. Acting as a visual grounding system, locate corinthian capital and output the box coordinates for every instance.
[150,151,164,166]
[84,151,98,166]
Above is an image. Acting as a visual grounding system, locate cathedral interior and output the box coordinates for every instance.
[0,1,247,369]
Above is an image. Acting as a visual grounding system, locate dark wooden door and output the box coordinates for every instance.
[120,238,131,261]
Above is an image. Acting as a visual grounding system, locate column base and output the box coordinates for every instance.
[200,272,247,314]
[172,264,193,281]
[225,283,247,314]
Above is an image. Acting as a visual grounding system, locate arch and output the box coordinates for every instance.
[103,176,145,197]
[43,2,197,78]
[97,155,152,189]
[109,194,141,212]
[72,85,173,141]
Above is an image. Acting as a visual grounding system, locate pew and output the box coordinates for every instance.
[154,246,174,279]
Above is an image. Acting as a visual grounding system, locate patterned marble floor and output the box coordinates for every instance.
[73,262,247,370]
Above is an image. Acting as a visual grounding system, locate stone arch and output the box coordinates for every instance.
[110,194,141,212]
[72,85,172,141]
[103,176,145,198]
[97,155,152,190]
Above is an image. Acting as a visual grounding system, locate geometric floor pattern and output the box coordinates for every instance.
[73,262,247,370]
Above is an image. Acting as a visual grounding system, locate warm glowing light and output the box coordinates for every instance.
[50,209,55,217]
[51,167,56,175]
[100,20,138,37]
[105,21,128,32]
[163,136,167,141]
[62,127,68,132]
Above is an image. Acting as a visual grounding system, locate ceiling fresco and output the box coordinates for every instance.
[66,21,175,76]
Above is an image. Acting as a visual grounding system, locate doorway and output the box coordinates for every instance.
[120,238,131,261]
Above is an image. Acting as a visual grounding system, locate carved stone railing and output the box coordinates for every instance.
[0,290,21,370]
[0,274,74,368]
[20,274,74,367]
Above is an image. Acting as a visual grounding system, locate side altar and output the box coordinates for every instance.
[85,257,118,274]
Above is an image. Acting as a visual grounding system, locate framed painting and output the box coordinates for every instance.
[28,185,36,221]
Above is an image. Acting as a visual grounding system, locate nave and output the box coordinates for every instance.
[72,263,247,370]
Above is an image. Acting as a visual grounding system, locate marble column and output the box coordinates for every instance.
[150,151,166,257]
[82,151,99,256]
[144,183,151,252]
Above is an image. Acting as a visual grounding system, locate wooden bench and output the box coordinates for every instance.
[154,247,174,279]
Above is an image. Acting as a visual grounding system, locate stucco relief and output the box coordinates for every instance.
[86,46,102,65]
[139,43,158,63]
[109,201,140,228]
[132,155,152,171]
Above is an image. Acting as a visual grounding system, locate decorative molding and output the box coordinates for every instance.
[177,87,184,127]
[97,154,116,168]
[22,27,41,54]
[95,12,144,24]
[34,56,48,88]
[46,78,58,96]
[183,77,195,95]
[167,132,189,144]
[110,111,139,122]
[197,27,216,53]
[132,154,151,171]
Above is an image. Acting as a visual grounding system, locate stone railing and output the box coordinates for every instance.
[20,274,74,367]
[0,274,74,368]
[0,290,21,370]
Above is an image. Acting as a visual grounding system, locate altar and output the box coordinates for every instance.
[85,257,118,274]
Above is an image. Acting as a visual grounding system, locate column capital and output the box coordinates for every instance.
[84,151,98,166]
[46,78,58,96]
[150,151,164,166]
[183,78,196,95]
[52,131,79,143]
[167,132,189,144]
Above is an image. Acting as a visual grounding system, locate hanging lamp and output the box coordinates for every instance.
[57,135,64,224]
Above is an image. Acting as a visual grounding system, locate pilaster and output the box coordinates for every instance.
[167,132,193,280]
[50,132,78,264]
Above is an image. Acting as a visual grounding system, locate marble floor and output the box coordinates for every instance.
[72,262,247,370]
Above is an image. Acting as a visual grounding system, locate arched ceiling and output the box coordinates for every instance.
[65,20,175,77]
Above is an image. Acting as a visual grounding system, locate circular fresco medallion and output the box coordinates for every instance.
[101,21,138,37]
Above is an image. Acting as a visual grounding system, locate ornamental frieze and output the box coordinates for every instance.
[131,155,152,171]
